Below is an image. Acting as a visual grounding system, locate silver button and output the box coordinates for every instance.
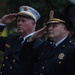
[5,56,8,59]
[10,67,12,69]
[69,41,72,43]
[42,66,44,69]
[62,45,65,47]
[3,64,5,67]
[50,42,52,44]
[59,61,61,64]
[0,72,2,74]
[13,59,15,62]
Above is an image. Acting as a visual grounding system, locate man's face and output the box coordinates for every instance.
[47,23,66,40]
[17,16,35,36]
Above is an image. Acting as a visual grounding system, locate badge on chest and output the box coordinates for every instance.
[58,53,65,60]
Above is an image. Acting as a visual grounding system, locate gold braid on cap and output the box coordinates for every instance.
[49,10,65,23]
[49,10,54,19]
[24,6,28,11]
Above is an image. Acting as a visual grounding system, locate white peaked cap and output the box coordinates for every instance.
[18,6,41,22]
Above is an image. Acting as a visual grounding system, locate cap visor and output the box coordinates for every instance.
[17,14,34,20]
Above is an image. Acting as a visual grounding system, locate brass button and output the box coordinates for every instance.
[62,45,65,47]
[5,56,8,59]
[50,42,52,44]
[40,73,43,75]
[0,72,2,74]
[3,64,5,67]
[10,67,12,69]
[13,59,15,62]
[42,66,44,69]
[59,61,61,64]
[69,41,72,43]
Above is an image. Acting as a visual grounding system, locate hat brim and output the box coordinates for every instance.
[46,21,64,25]
[17,14,35,21]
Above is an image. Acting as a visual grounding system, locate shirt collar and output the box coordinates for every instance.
[19,32,35,43]
[55,36,67,47]
[23,32,35,41]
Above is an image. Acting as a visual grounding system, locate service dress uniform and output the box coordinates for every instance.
[20,37,75,75]
[0,28,42,75]
[20,10,75,75]
[32,37,75,75]
[0,5,41,75]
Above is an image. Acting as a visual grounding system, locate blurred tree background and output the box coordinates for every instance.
[0,0,75,68]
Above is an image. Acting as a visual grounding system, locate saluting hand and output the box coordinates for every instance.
[28,26,47,42]
[0,13,17,24]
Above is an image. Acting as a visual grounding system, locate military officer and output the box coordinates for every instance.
[21,10,75,75]
[0,5,41,75]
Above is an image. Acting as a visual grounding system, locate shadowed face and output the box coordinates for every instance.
[17,16,35,36]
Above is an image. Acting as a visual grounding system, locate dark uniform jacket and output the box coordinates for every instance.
[20,37,75,75]
[0,25,43,75]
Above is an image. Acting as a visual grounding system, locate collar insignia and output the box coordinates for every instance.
[5,44,10,48]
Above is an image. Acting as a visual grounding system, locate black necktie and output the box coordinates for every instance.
[16,37,23,46]
[19,37,23,43]
[53,43,56,48]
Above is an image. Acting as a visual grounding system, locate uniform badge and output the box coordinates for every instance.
[24,6,28,11]
[5,44,10,48]
[58,53,65,60]
[49,10,54,19]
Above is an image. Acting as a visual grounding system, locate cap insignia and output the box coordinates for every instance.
[58,53,65,60]
[24,6,28,11]
[50,10,54,19]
